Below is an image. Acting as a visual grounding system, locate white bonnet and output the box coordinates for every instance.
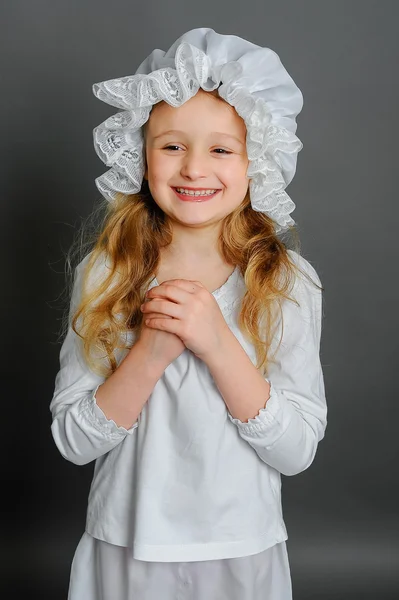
[92,27,304,233]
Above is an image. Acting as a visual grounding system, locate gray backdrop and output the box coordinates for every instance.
[1,1,398,598]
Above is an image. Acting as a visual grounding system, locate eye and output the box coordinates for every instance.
[213,148,232,155]
[163,145,232,155]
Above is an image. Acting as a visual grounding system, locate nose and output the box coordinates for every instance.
[180,148,210,181]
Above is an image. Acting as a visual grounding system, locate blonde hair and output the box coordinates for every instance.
[59,91,322,379]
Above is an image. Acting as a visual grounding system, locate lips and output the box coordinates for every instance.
[172,187,221,202]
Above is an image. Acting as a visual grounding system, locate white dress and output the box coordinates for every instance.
[67,532,293,600]
[50,249,327,599]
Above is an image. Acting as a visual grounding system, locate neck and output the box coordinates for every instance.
[161,221,225,266]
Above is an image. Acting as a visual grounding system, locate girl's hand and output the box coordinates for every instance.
[141,279,231,361]
[136,306,186,370]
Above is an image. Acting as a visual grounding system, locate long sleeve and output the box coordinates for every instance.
[50,253,137,466]
[228,254,327,476]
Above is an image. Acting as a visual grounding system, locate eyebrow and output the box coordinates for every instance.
[152,129,245,146]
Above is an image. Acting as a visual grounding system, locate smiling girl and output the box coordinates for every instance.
[50,28,327,600]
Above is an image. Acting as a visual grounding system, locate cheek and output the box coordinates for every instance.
[146,154,173,183]
[223,160,249,185]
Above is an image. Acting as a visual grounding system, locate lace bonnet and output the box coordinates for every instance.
[92,27,304,234]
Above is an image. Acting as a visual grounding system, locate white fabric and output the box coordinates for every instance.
[50,249,327,561]
[92,27,304,233]
[68,533,292,600]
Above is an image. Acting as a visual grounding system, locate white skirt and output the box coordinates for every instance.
[67,532,292,600]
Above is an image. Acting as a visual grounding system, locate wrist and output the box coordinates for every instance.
[199,326,235,367]
[125,341,167,381]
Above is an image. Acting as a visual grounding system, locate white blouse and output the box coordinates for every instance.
[50,249,327,562]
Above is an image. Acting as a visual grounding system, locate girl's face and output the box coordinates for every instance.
[144,89,249,228]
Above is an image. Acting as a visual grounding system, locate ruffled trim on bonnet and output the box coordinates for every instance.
[93,40,303,234]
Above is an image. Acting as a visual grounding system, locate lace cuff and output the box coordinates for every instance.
[83,383,138,438]
[227,378,282,436]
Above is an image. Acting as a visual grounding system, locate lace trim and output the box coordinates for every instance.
[92,39,303,233]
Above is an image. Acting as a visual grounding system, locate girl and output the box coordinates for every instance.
[51,28,327,600]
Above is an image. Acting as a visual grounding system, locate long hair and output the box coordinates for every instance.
[59,182,321,379]
[59,92,322,379]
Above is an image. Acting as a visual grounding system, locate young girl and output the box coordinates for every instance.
[50,27,327,600]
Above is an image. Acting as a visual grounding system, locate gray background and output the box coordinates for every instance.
[1,1,398,598]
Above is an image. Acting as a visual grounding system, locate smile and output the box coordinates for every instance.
[172,187,221,202]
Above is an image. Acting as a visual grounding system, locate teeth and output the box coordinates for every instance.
[175,188,217,196]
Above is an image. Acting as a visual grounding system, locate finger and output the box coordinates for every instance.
[145,310,173,320]
[147,280,202,301]
[165,279,204,288]
[144,315,182,335]
[142,298,181,319]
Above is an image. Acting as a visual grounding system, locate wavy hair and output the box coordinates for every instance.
[59,92,322,379]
